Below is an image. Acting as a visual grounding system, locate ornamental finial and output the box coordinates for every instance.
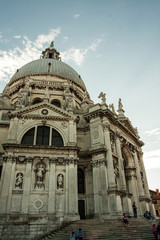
[50,41,54,48]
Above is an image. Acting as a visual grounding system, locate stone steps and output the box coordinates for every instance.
[34,218,157,240]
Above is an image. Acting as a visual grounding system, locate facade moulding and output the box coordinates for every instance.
[10,73,86,91]
[2,143,80,153]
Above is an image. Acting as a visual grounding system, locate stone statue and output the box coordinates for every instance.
[15,172,23,189]
[35,163,45,189]
[98,92,106,104]
[109,104,116,114]
[57,174,64,189]
[118,98,123,110]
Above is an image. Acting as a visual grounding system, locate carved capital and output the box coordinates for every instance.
[91,159,107,167]
[102,122,110,131]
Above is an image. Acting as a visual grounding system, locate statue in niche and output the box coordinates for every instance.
[98,92,106,104]
[15,172,23,189]
[35,163,45,189]
[57,174,64,189]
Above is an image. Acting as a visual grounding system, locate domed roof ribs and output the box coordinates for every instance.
[41,42,61,61]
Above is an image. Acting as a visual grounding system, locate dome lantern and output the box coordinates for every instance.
[41,41,61,60]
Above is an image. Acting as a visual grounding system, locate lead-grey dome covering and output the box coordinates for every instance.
[11,58,86,89]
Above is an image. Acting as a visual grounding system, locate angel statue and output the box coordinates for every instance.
[98,92,106,104]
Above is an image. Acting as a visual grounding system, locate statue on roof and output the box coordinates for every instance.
[50,41,54,48]
[118,98,123,111]
[98,92,106,104]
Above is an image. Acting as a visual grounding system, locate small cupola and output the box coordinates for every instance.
[41,41,61,60]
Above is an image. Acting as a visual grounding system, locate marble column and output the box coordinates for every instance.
[133,150,145,197]
[99,159,108,216]
[103,122,116,190]
[65,163,69,215]
[139,151,150,199]
[6,157,16,213]
[68,159,78,217]
[115,133,127,191]
[92,161,101,217]
[21,157,32,213]
[48,159,56,214]
[0,156,14,213]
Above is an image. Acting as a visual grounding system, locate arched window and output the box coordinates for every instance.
[51,100,61,108]
[21,126,64,147]
[32,98,42,105]
[52,129,63,147]
[36,126,50,145]
[78,169,85,194]
[21,127,34,145]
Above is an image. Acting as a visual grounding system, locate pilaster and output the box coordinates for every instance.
[115,132,127,191]
[48,158,56,213]
[102,122,116,190]
[21,157,33,213]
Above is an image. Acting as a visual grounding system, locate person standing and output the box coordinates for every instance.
[132,202,137,218]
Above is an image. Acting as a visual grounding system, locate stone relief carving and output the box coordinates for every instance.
[57,174,64,189]
[15,172,23,189]
[110,133,116,154]
[125,171,137,180]
[113,157,119,178]
[141,172,145,188]
[93,131,99,139]
[61,122,67,128]
[35,163,46,190]
[34,199,44,213]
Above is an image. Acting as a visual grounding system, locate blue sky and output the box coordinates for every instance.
[0,0,160,190]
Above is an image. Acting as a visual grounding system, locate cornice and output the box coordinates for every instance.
[84,107,143,147]
[2,143,80,152]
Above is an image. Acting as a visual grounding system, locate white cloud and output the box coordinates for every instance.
[144,128,160,136]
[61,38,103,66]
[0,28,61,84]
[73,14,80,19]
[143,149,160,170]
[64,36,68,40]
[14,35,21,39]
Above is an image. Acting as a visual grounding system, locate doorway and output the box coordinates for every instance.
[78,200,85,219]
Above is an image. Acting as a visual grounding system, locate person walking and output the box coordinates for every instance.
[152,224,158,240]
[132,202,137,218]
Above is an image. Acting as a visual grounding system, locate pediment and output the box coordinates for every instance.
[9,102,75,120]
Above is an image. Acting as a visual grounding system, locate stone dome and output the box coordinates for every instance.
[10,56,86,90]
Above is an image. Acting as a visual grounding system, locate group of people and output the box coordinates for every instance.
[70,228,85,240]
[144,211,155,220]
[152,222,160,240]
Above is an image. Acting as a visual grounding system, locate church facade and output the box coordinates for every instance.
[0,44,155,238]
